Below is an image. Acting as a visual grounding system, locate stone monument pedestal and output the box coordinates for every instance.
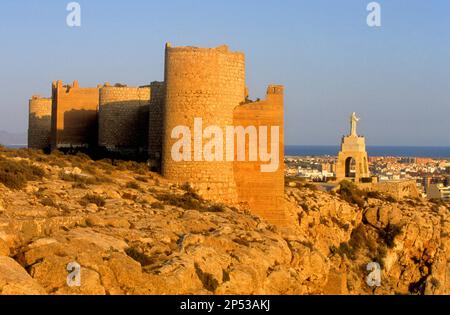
[335,113,371,182]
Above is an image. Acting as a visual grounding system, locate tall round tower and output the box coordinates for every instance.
[28,95,52,150]
[162,43,246,203]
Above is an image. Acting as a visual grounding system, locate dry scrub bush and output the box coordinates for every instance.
[338,180,366,208]
[0,156,45,189]
[156,190,225,212]
[80,193,106,207]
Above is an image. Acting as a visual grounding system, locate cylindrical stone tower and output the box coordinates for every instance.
[162,43,246,203]
[28,95,52,150]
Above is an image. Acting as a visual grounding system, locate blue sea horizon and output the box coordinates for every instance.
[3,144,450,158]
[286,145,450,158]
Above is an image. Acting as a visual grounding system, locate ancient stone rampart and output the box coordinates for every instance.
[148,81,165,169]
[359,180,420,199]
[50,80,99,150]
[233,85,286,225]
[98,84,150,155]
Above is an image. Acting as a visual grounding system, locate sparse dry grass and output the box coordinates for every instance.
[126,181,141,190]
[0,156,45,189]
[150,202,165,209]
[135,176,148,182]
[114,160,149,175]
[155,190,225,212]
[378,223,403,248]
[80,193,106,207]
[337,180,366,208]
[60,171,112,186]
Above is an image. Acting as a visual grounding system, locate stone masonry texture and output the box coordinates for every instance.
[28,96,52,150]
[147,81,165,168]
[162,44,246,204]
[233,85,286,225]
[50,80,99,150]
[98,85,151,155]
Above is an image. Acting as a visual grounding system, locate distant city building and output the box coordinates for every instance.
[427,183,450,201]
[399,157,417,164]
[445,164,450,175]
[297,167,334,181]
[423,176,432,194]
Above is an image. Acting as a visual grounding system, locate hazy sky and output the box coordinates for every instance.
[0,0,448,146]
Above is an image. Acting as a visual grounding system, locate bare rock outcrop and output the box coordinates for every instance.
[0,256,46,294]
[0,150,448,295]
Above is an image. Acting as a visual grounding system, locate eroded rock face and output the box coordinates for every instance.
[0,256,46,295]
[286,187,362,257]
[285,186,450,295]
[378,205,449,295]
[0,151,448,295]
[0,239,9,256]
[363,205,402,229]
[20,238,149,295]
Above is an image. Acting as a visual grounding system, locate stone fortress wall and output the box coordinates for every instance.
[147,81,165,169]
[98,84,151,156]
[50,80,100,150]
[233,85,285,225]
[28,96,52,150]
[359,180,420,199]
[28,44,287,225]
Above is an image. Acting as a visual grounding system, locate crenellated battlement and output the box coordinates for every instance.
[267,85,284,95]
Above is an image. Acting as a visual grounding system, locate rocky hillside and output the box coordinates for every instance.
[0,147,448,295]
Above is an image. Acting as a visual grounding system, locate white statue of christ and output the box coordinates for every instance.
[350,112,359,136]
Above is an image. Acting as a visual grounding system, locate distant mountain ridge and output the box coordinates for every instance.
[0,130,27,146]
